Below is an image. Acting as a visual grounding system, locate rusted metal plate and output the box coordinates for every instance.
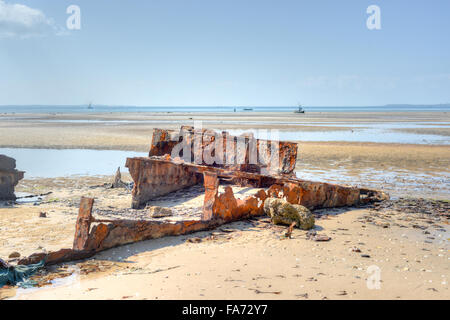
[127,155,388,210]
[148,127,299,175]
[126,157,202,208]
[73,197,94,251]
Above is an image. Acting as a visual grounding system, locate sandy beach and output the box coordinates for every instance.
[0,111,449,300]
[3,203,449,300]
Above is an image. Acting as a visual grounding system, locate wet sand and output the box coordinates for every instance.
[0,111,449,300]
[0,111,449,150]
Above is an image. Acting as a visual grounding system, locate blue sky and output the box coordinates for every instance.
[0,0,449,106]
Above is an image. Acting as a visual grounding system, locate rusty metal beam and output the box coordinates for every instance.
[73,197,94,251]
[202,171,219,221]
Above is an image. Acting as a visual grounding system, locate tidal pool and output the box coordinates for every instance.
[0,148,146,178]
[227,128,450,145]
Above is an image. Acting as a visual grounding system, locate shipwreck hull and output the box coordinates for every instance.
[126,156,384,211]
[128,127,388,218]
[15,127,388,267]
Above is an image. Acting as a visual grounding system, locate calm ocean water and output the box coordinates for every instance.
[0,105,449,113]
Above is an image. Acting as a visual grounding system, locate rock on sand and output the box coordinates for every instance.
[263,197,315,230]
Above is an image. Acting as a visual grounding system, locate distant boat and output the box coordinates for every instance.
[243,108,253,111]
[294,104,305,114]
[87,103,94,110]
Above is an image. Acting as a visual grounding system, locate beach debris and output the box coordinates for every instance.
[285,222,296,238]
[305,230,331,241]
[28,266,74,288]
[118,265,181,276]
[0,155,24,201]
[148,206,173,218]
[312,234,331,242]
[306,277,318,282]
[250,288,282,295]
[17,192,52,199]
[39,211,47,218]
[306,230,317,239]
[264,197,315,230]
[111,167,128,189]
[350,247,361,253]
[186,237,203,243]
[8,252,20,259]
[219,228,236,233]
[374,221,390,228]
[0,259,45,288]
[0,259,9,269]
[369,198,449,217]
[361,254,371,258]
[210,232,224,237]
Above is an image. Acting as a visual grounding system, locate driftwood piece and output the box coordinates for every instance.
[112,167,127,188]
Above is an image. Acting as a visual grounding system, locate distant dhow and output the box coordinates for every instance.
[294,103,305,113]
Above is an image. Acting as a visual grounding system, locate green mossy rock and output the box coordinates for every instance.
[264,197,315,230]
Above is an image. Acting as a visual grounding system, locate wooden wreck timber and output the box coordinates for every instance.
[17,127,388,266]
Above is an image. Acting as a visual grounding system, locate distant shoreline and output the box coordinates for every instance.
[0,109,449,147]
[0,105,449,114]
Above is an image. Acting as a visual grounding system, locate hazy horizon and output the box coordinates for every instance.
[1,103,450,108]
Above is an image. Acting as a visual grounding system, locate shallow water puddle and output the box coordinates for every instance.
[9,266,81,300]
[227,128,450,145]
[295,169,450,199]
